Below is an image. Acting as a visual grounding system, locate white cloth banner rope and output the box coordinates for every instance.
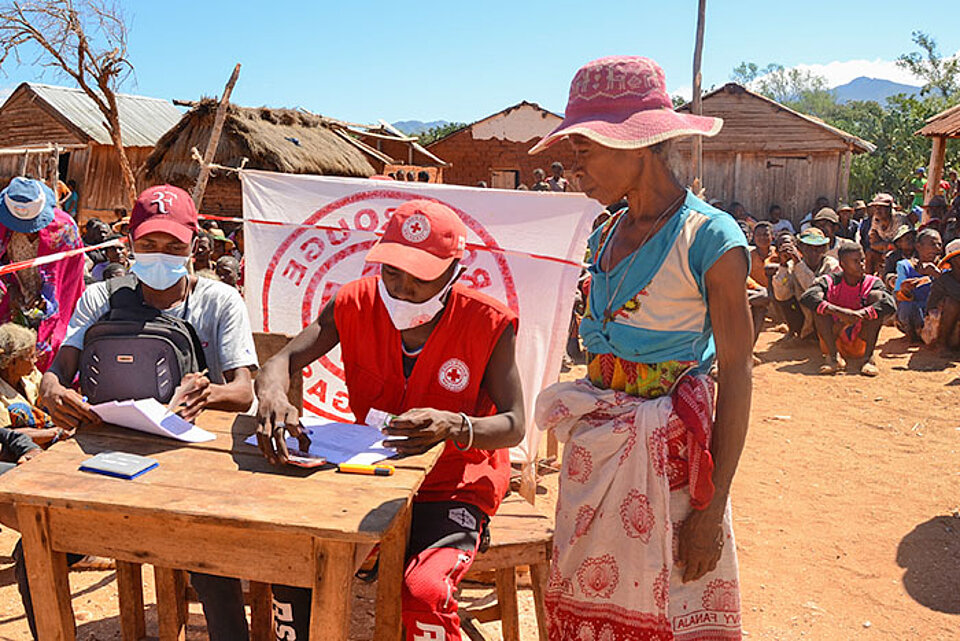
[242,171,598,468]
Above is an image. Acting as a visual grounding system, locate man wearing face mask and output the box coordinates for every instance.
[33,184,258,641]
[255,199,525,641]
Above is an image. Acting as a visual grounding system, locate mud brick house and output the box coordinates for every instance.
[426,102,577,189]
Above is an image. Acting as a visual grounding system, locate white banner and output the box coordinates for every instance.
[242,170,599,464]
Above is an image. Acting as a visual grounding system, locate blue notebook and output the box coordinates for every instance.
[80,452,159,479]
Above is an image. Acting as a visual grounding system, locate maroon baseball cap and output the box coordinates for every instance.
[366,200,467,281]
[129,185,199,243]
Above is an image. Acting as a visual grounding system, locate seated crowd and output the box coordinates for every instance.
[731,188,960,375]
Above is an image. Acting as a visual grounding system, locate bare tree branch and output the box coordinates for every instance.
[0,0,137,205]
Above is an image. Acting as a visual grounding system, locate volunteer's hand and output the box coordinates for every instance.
[175,373,211,423]
[17,449,42,465]
[676,507,725,583]
[40,385,100,431]
[382,408,461,456]
[255,386,305,465]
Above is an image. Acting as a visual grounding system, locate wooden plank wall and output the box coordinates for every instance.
[675,151,844,224]
[76,146,152,223]
[677,90,850,154]
[670,87,865,223]
[0,90,85,148]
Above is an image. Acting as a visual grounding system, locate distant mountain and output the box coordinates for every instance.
[832,76,919,104]
[391,120,451,135]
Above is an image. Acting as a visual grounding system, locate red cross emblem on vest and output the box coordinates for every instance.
[438,358,469,393]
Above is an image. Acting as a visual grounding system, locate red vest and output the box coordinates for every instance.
[335,277,517,516]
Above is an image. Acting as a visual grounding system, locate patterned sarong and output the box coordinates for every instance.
[536,376,742,641]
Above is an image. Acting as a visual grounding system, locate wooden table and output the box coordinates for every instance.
[0,412,442,641]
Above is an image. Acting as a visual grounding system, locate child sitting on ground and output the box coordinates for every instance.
[0,323,65,446]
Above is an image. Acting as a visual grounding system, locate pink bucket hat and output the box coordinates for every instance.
[529,56,722,154]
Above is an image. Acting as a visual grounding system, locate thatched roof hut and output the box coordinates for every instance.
[145,101,376,216]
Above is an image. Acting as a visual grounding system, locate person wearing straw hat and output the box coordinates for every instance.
[255,199,525,641]
[865,192,909,275]
[883,224,917,290]
[893,228,943,344]
[208,227,235,261]
[529,56,750,640]
[927,239,960,352]
[836,203,858,241]
[0,177,86,372]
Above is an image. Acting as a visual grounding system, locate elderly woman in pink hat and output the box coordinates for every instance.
[534,57,751,640]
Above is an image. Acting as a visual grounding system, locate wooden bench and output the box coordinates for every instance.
[460,492,553,641]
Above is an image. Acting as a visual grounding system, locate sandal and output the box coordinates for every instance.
[818,356,840,375]
[860,358,880,377]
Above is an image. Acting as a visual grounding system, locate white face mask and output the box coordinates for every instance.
[129,252,190,290]
[377,274,455,330]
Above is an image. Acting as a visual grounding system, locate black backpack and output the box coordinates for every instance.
[79,275,207,404]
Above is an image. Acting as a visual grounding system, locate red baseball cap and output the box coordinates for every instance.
[366,200,467,281]
[129,185,199,243]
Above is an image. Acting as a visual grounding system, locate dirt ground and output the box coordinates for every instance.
[0,325,958,640]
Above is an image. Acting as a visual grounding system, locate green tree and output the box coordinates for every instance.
[418,122,467,146]
[0,0,138,205]
[730,61,837,119]
[729,56,960,203]
[896,31,960,101]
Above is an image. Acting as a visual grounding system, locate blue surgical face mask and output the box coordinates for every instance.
[129,252,190,290]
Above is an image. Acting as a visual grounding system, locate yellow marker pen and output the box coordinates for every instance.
[337,463,395,476]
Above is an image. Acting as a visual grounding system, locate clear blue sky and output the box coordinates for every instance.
[0,0,956,124]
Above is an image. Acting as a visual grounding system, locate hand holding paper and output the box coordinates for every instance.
[166,369,210,421]
[245,417,396,466]
[91,398,216,443]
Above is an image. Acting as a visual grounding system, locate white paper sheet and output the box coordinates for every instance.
[90,398,216,443]
[244,417,396,465]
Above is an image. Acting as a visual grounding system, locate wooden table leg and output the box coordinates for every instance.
[248,580,274,641]
[17,504,75,641]
[496,568,520,641]
[154,567,187,641]
[529,561,550,641]
[310,539,355,641]
[374,505,411,641]
[115,561,146,641]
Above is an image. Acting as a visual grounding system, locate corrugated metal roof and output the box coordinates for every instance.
[917,103,960,138]
[26,82,182,147]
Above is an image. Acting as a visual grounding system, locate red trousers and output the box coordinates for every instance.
[272,501,486,641]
